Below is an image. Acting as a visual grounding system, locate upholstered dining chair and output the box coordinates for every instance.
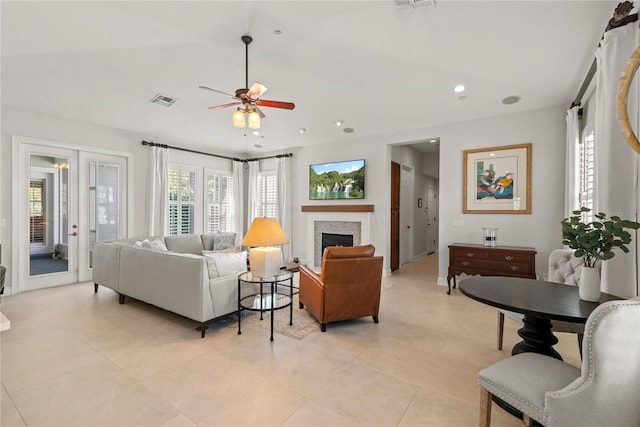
[298,245,383,332]
[497,249,599,352]
[479,297,640,427]
[0,264,6,295]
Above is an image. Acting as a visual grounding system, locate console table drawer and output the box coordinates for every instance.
[451,259,532,275]
[489,252,532,263]
[451,248,490,260]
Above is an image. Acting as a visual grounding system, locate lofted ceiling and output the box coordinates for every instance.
[1,1,617,155]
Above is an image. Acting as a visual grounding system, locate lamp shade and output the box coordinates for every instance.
[242,218,288,247]
[247,110,260,129]
[233,109,246,128]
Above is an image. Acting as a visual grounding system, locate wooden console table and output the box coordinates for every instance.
[447,243,536,295]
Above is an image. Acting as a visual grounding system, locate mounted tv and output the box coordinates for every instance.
[309,159,365,200]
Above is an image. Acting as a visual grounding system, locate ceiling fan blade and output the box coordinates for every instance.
[199,85,235,98]
[246,82,268,100]
[254,106,266,118]
[256,99,295,110]
[208,101,241,110]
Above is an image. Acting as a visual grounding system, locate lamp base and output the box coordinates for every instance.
[249,247,282,278]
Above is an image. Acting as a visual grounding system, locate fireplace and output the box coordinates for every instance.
[321,233,354,258]
[304,211,371,268]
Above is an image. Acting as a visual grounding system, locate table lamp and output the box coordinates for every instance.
[242,217,289,278]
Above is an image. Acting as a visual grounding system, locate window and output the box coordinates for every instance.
[578,129,595,222]
[258,171,277,218]
[29,180,45,244]
[205,170,233,232]
[168,166,196,235]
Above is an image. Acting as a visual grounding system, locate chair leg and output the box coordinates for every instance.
[479,388,492,427]
[94,283,98,293]
[497,312,505,350]
[320,323,326,332]
[522,414,533,427]
[373,315,379,323]
[577,333,584,359]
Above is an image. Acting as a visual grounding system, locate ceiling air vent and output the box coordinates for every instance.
[393,0,436,9]
[149,93,179,108]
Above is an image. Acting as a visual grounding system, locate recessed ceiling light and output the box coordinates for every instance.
[429,139,437,143]
[489,153,496,157]
[454,84,466,93]
[299,128,306,133]
[254,144,263,148]
[252,130,260,136]
[335,120,343,126]
[458,95,467,101]
[274,29,282,36]
[502,95,521,105]
[343,127,355,133]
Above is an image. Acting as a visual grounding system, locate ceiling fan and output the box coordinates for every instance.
[199,35,295,129]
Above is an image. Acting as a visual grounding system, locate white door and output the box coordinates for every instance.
[426,185,437,254]
[16,142,129,291]
[78,152,128,282]
[399,164,413,265]
[18,144,79,291]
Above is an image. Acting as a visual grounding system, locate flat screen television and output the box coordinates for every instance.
[309,159,365,200]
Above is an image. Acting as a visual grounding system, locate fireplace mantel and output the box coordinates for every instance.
[301,205,374,213]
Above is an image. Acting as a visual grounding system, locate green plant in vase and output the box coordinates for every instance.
[561,207,640,301]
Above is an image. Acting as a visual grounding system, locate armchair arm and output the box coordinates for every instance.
[299,265,325,321]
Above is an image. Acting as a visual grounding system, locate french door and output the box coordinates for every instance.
[16,140,128,292]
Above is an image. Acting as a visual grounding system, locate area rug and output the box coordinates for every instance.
[242,294,320,340]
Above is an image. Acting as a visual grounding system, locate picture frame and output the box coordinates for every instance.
[463,143,531,214]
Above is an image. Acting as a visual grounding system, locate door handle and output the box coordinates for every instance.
[69,232,78,237]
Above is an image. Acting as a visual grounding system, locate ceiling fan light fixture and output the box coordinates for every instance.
[233,109,246,128]
[248,110,261,129]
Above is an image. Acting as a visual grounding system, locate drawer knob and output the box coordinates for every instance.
[462,261,470,266]
[511,265,519,271]
[466,252,474,257]
[505,255,514,261]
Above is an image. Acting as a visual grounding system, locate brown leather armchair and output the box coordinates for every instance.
[299,245,383,332]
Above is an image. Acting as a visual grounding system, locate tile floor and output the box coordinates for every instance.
[0,254,581,426]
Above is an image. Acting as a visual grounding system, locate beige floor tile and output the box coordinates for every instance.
[1,328,107,393]
[10,359,180,426]
[0,253,587,426]
[280,400,364,426]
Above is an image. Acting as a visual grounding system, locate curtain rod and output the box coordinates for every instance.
[141,140,292,163]
[571,1,638,108]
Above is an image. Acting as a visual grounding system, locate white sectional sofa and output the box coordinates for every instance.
[92,233,250,337]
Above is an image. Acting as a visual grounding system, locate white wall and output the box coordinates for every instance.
[288,104,566,280]
[435,105,566,283]
[0,107,241,291]
[2,104,568,290]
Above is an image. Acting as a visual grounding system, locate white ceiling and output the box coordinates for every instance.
[1,1,617,155]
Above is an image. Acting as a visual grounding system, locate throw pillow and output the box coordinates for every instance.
[202,255,220,279]
[140,238,168,251]
[164,234,204,255]
[203,251,247,277]
[212,233,237,250]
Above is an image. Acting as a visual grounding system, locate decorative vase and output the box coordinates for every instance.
[579,266,601,302]
[483,227,498,247]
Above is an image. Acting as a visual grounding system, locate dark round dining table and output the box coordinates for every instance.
[459,276,621,360]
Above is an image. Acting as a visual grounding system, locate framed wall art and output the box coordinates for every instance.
[463,143,531,214]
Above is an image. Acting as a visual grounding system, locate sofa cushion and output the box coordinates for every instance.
[201,232,237,251]
[203,251,247,277]
[164,234,204,255]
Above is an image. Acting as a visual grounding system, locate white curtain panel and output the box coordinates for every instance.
[246,161,260,230]
[232,161,245,246]
[594,22,640,298]
[144,146,168,237]
[276,156,292,262]
[565,106,581,218]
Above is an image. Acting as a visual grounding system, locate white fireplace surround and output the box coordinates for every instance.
[305,212,371,268]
